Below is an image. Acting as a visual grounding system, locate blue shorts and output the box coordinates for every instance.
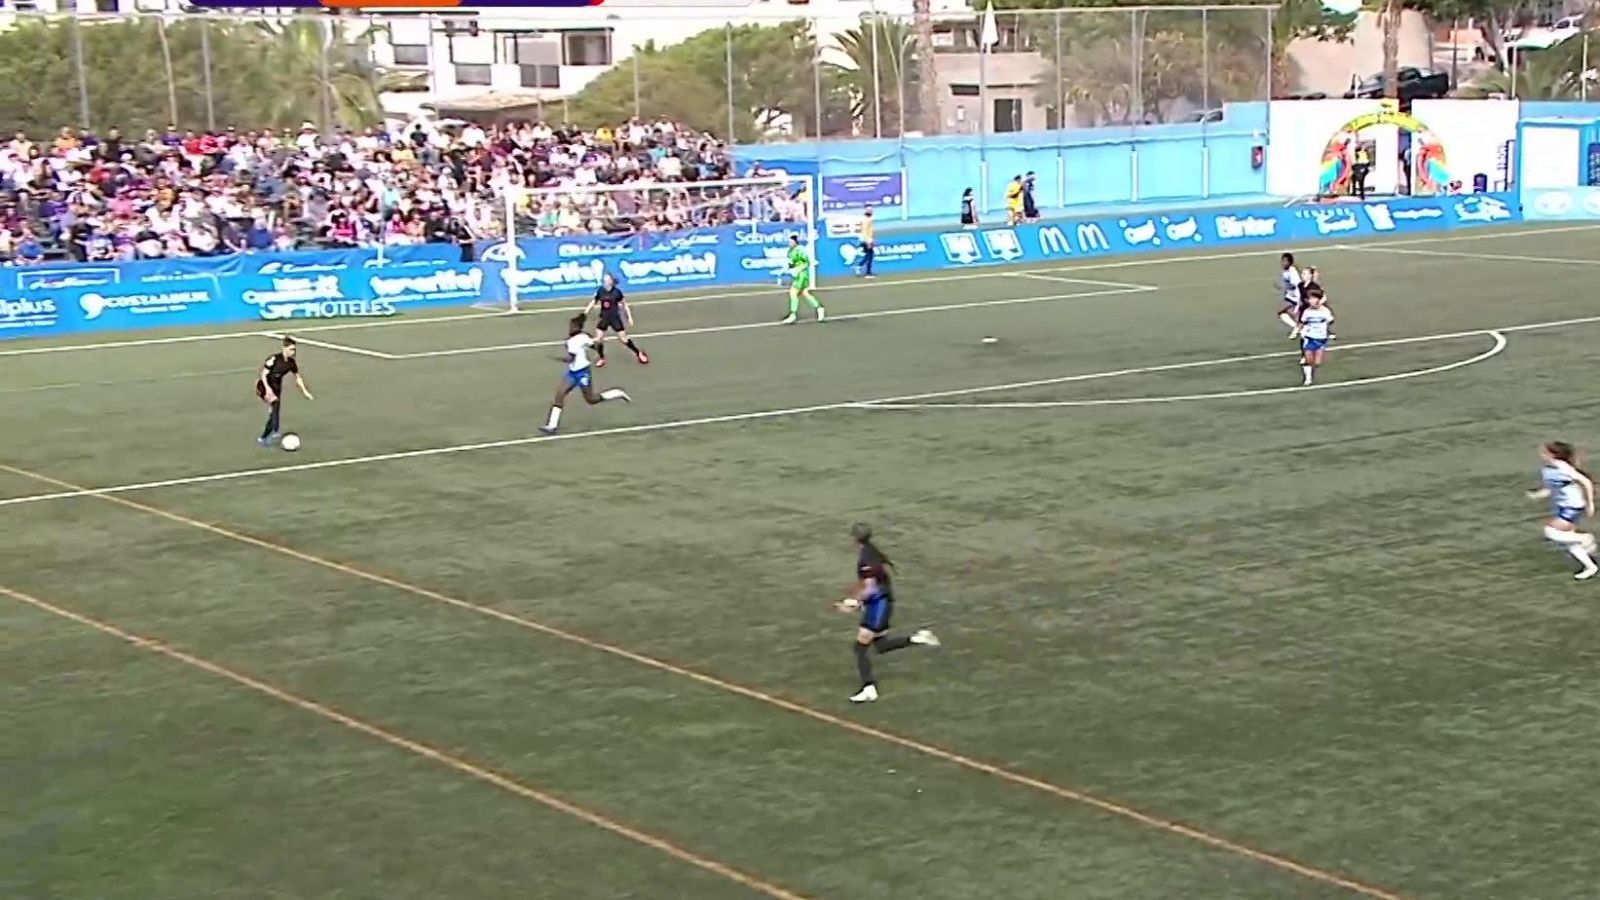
[1301,337,1328,352]
[1556,506,1586,524]
[859,595,892,633]
[565,367,592,390]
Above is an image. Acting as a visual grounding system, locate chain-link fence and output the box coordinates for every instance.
[0,7,1277,141]
[610,6,1276,142]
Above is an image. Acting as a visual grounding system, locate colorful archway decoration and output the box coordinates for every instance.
[1318,108,1450,196]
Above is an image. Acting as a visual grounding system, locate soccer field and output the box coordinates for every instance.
[6,223,1600,900]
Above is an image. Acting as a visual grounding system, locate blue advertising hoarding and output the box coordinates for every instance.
[475,222,807,301]
[1522,186,1600,220]
[821,173,906,212]
[820,193,1520,276]
[0,194,1522,342]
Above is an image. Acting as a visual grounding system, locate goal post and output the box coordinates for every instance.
[478,174,819,312]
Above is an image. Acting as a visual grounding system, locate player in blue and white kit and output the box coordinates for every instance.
[540,314,631,435]
[1277,252,1304,338]
[1527,441,1599,580]
[1297,287,1335,386]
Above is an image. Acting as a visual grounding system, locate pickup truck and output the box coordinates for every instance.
[1344,67,1452,102]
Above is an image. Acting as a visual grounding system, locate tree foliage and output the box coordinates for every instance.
[0,16,389,136]
[830,20,921,137]
[981,0,1352,125]
[567,22,856,141]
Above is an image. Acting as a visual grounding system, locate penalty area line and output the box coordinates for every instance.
[253,332,398,360]
[3,316,1594,509]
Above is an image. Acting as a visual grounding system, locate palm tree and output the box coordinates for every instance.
[246,18,388,131]
[1378,0,1401,99]
[831,20,917,136]
[1467,34,1595,99]
[912,0,938,134]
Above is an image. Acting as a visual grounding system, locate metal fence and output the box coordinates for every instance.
[607,6,1277,142]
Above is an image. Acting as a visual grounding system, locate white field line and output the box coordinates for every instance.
[5,222,1595,359]
[253,332,399,360]
[4,314,1595,509]
[863,331,1506,409]
[1345,245,1600,267]
[1011,272,1159,288]
[390,284,1155,360]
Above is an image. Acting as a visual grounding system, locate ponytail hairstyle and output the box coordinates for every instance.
[1547,441,1591,479]
[850,522,892,568]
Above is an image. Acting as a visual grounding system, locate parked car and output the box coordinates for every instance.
[1344,67,1452,102]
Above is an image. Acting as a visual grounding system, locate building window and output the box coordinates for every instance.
[562,30,612,67]
[392,43,430,67]
[455,64,492,86]
[949,84,979,97]
[993,98,1022,133]
[95,0,119,12]
[519,65,561,89]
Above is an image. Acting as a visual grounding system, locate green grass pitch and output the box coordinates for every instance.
[4,224,1600,900]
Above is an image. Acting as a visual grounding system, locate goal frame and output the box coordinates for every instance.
[499,174,818,312]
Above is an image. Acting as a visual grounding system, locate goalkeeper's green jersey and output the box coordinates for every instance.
[788,246,809,275]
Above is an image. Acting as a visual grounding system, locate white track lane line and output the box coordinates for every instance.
[5,222,1595,358]
[4,315,1596,509]
[862,332,1506,409]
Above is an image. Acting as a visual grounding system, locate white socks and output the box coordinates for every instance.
[544,407,562,429]
[1301,364,1314,386]
[1545,526,1598,575]
[600,388,627,401]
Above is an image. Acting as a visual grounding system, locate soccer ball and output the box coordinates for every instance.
[280,433,301,452]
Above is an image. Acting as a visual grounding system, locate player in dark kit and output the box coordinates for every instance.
[255,337,313,447]
[582,272,648,367]
[837,522,939,704]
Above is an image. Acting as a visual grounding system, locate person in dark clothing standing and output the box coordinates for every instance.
[1351,144,1372,199]
[959,188,977,228]
[837,523,939,704]
[255,337,313,447]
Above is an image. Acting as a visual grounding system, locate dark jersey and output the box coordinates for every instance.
[260,352,298,393]
[594,285,625,318]
[857,543,893,601]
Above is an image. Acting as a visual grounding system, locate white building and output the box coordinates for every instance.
[364,0,972,109]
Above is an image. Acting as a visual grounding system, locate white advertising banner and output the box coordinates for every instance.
[1267,99,1519,198]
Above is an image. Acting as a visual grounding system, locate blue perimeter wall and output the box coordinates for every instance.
[0,192,1521,341]
[732,102,1272,220]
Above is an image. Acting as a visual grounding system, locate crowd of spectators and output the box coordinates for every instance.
[0,117,801,266]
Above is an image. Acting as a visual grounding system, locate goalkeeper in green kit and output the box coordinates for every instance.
[779,234,825,325]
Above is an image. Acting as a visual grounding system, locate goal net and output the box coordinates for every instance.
[475,174,818,312]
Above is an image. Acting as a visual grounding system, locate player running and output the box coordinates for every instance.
[255,336,313,447]
[779,234,825,325]
[1277,252,1304,338]
[835,522,939,704]
[583,272,648,367]
[540,314,631,435]
[1297,287,1335,386]
[1527,441,1600,580]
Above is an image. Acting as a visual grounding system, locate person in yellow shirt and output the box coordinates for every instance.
[595,125,614,145]
[856,206,876,278]
[1005,175,1024,225]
